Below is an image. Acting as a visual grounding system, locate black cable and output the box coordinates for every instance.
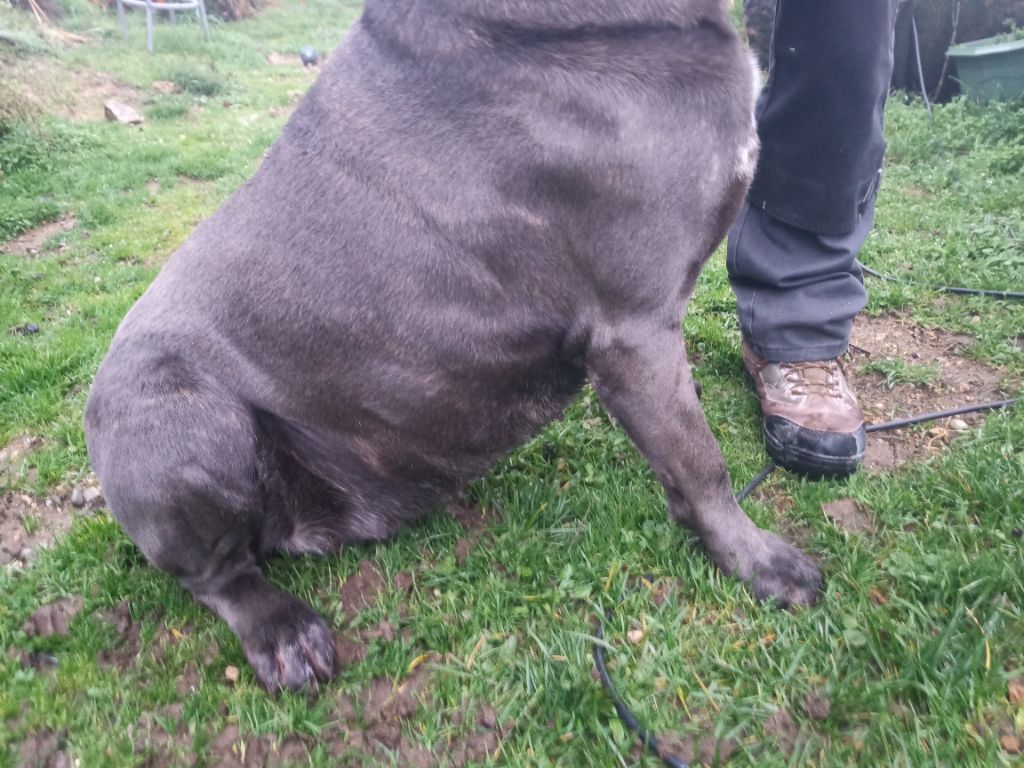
[860,263,1024,301]
[865,398,1017,433]
[594,397,1018,764]
[593,617,690,768]
[736,461,776,502]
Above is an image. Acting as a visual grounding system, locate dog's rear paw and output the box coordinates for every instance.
[240,601,336,693]
[748,533,823,609]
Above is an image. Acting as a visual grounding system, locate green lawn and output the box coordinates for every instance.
[2,2,1023,766]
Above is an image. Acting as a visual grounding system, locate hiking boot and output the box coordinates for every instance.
[742,342,865,477]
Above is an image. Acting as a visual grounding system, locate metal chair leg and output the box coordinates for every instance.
[116,0,128,39]
[144,0,154,52]
[197,0,210,42]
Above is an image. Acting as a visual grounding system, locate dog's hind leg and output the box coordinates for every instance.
[586,318,822,608]
[86,381,335,692]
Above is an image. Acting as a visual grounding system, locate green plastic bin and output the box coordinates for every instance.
[947,35,1024,101]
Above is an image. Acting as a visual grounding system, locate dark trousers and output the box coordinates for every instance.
[728,0,901,362]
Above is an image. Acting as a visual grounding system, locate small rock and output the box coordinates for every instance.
[949,418,969,431]
[1001,732,1021,755]
[19,547,34,562]
[82,487,102,504]
[24,323,39,334]
[104,99,143,125]
[224,665,240,685]
[1009,677,1024,705]
[627,628,645,645]
[299,45,319,66]
[70,487,85,508]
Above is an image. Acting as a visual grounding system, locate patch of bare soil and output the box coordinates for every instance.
[848,313,1019,472]
[763,708,799,756]
[803,691,831,721]
[333,619,398,668]
[645,732,737,766]
[446,701,507,768]
[1,466,103,566]
[339,559,386,619]
[19,728,71,768]
[176,660,202,697]
[1,491,76,566]
[821,498,874,535]
[22,596,83,638]
[58,71,143,123]
[629,705,738,765]
[6,59,143,123]
[0,215,76,257]
[128,704,195,768]
[313,664,511,766]
[445,498,502,566]
[318,663,435,763]
[205,725,311,768]
[95,602,143,670]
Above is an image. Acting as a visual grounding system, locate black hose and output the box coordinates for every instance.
[860,263,1024,301]
[865,398,1017,433]
[736,461,776,502]
[593,617,690,768]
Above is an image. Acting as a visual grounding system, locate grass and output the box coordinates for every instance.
[859,359,940,390]
[1,2,1023,766]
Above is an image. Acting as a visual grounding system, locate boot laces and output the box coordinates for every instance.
[778,360,843,398]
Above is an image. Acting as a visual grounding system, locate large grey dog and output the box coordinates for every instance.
[85,0,822,692]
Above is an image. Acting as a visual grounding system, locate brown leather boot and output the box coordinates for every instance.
[742,342,865,477]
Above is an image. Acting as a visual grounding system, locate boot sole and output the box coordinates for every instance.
[762,421,864,478]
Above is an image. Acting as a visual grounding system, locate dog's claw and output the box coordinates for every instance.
[240,604,336,693]
[747,533,823,609]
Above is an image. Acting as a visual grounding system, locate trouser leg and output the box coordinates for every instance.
[728,196,875,363]
[729,0,899,362]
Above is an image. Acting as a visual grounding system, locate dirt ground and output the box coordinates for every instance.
[2,58,142,123]
[1,435,103,566]
[846,313,1018,472]
[0,215,77,257]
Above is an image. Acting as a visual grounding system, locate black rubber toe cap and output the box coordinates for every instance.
[762,415,866,478]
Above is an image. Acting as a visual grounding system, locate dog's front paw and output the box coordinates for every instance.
[240,601,336,693]
[747,533,823,609]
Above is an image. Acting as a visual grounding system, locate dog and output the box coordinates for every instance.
[85,0,822,693]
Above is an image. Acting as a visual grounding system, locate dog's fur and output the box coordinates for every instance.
[85,0,821,692]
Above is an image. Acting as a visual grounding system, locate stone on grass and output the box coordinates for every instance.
[104,100,143,125]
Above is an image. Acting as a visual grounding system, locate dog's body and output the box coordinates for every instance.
[85,0,821,692]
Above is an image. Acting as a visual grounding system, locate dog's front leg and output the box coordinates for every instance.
[586,318,822,608]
